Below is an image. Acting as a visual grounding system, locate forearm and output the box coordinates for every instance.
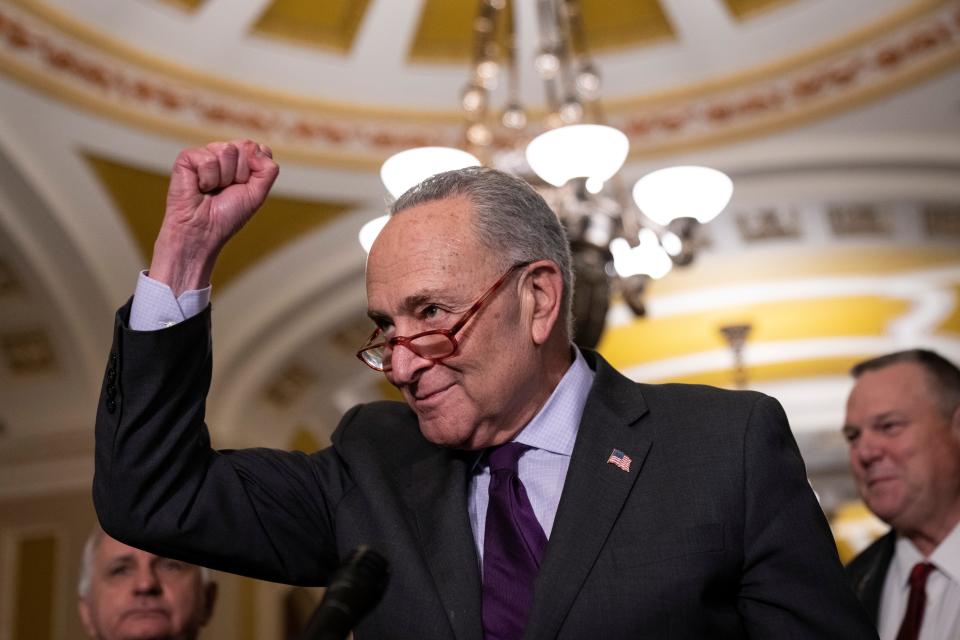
[147,224,221,296]
[93,302,343,584]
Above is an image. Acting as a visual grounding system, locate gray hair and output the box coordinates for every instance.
[390,166,574,338]
[78,525,212,598]
[851,349,960,420]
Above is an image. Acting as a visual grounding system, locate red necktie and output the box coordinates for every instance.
[895,562,935,640]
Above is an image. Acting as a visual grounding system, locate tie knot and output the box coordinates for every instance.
[486,442,528,473]
[909,562,935,589]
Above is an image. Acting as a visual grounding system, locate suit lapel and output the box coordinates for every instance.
[405,445,484,640]
[856,531,895,624]
[526,353,652,639]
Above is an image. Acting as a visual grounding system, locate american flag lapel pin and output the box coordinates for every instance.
[606,448,632,473]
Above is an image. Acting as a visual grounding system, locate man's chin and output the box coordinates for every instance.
[117,614,174,639]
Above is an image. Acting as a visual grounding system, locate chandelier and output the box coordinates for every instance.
[364,0,733,348]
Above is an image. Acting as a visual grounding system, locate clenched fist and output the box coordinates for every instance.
[149,139,280,295]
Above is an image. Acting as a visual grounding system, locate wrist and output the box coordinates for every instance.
[149,226,220,296]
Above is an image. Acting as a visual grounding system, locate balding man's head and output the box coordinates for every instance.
[77,526,216,640]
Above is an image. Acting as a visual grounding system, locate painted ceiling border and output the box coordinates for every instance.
[0,1,957,168]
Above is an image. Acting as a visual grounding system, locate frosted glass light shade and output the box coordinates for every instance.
[632,165,733,225]
[525,124,629,188]
[358,214,390,253]
[609,229,673,280]
[380,147,481,199]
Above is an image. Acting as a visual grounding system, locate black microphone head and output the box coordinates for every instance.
[328,545,389,605]
[301,545,390,640]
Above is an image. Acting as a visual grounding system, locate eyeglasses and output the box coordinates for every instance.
[357,261,531,372]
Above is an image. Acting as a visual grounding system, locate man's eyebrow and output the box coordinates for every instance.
[367,290,463,322]
[872,410,905,422]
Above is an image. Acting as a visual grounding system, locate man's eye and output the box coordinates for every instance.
[422,304,443,319]
[879,421,903,433]
[108,565,130,577]
[159,559,186,572]
[842,429,859,443]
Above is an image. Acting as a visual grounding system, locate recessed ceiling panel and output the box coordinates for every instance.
[251,0,371,53]
[578,0,675,52]
[409,0,490,63]
[724,0,799,21]
[154,0,207,12]
[84,152,355,288]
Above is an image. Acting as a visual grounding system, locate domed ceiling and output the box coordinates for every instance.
[0,0,958,507]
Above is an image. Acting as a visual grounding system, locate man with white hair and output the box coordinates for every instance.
[78,525,217,640]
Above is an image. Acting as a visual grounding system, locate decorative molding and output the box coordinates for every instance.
[0,328,56,374]
[827,204,892,236]
[924,201,960,236]
[735,207,802,241]
[0,2,957,166]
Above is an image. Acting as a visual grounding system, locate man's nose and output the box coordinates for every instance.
[852,432,883,467]
[133,565,162,596]
[387,342,433,386]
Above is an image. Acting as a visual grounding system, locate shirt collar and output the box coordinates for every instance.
[512,346,594,457]
[930,521,960,585]
[893,521,960,587]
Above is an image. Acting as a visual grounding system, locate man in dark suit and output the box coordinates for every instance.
[843,350,960,639]
[94,139,876,638]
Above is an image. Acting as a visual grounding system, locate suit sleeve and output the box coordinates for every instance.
[93,301,350,586]
[736,394,878,639]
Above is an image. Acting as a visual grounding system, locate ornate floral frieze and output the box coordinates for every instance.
[0,1,957,167]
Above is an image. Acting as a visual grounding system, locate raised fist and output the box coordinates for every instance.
[149,140,280,294]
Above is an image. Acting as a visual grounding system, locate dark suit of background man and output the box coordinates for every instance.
[94,139,876,639]
[844,349,960,639]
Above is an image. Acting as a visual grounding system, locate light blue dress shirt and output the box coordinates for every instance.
[467,348,594,563]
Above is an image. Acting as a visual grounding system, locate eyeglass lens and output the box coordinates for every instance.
[364,332,457,370]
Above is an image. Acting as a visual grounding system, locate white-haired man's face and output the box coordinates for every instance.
[78,533,216,640]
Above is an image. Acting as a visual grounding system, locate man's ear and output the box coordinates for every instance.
[201,581,218,625]
[523,261,564,345]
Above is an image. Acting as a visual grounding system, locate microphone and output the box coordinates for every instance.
[299,545,390,640]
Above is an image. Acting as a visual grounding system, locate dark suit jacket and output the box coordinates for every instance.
[846,531,896,625]
[94,303,877,639]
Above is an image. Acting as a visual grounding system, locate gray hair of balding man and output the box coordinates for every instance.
[77,525,212,598]
[390,166,575,339]
[851,348,960,420]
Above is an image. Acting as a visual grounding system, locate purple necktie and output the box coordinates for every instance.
[482,442,548,640]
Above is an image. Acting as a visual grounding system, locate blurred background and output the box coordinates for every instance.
[0,0,958,637]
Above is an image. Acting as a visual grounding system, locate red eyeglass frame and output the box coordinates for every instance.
[356,261,532,372]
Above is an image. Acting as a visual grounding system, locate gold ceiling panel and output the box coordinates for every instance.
[85,152,355,288]
[410,0,674,63]
[250,0,371,53]
[155,0,207,12]
[938,284,960,335]
[578,0,675,52]
[724,0,798,21]
[410,0,491,63]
